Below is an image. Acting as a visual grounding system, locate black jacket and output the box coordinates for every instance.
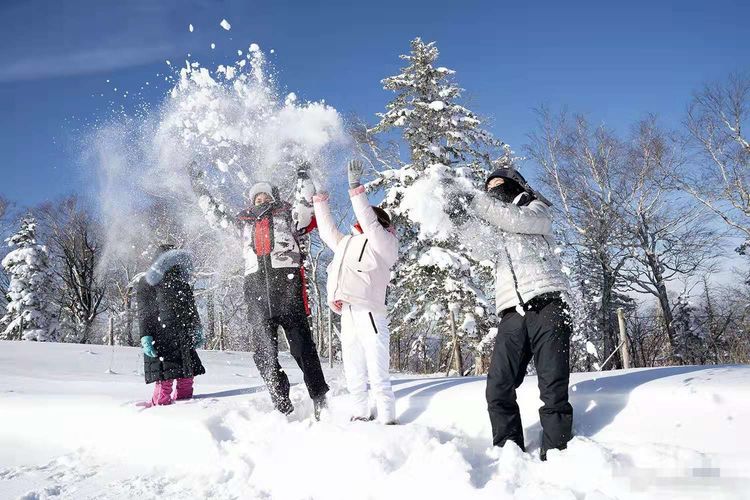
[238,201,315,320]
[137,249,206,384]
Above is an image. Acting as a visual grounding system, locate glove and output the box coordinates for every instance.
[141,336,157,358]
[193,326,205,349]
[297,160,311,180]
[347,159,364,189]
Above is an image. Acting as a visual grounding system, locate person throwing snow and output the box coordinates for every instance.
[238,174,330,419]
[450,165,572,460]
[313,159,399,424]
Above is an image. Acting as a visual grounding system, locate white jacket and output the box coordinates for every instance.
[238,178,316,275]
[313,186,399,316]
[471,192,570,313]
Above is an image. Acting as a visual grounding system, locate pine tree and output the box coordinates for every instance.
[370,38,501,374]
[673,294,707,365]
[0,217,58,341]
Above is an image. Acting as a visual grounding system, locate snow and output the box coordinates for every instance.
[399,164,453,241]
[586,340,599,358]
[428,100,446,111]
[1,341,748,499]
[220,19,231,31]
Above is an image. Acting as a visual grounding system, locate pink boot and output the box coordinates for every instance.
[151,379,174,406]
[174,377,194,400]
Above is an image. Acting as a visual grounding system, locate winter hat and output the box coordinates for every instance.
[146,249,194,285]
[484,167,552,206]
[246,182,277,204]
[372,206,392,228]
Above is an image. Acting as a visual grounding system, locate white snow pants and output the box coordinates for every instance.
[340,304,396,423]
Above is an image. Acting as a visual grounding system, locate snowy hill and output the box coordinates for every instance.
[1,341,748,499]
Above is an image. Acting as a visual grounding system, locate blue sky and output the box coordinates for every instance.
[1,0,748,208]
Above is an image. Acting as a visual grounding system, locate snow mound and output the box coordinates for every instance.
[1,341,748,499]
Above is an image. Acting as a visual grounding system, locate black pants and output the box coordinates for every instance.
[486,295,573,452]
[251,309,329,411]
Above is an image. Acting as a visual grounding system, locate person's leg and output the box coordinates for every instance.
[279,308,330,401]
[174,377,194,400]
[252,317,293,413]
[151,379,174,406]
[358,309,396,424]
[486,311,532,449]
[340,305,370,419]
[527,298,573,457]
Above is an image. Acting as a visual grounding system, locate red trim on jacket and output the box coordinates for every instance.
[300,266,311,316]
[302,216,317,235]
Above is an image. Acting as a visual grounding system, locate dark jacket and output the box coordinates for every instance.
[137,249,205,384]
[238,196,316,320]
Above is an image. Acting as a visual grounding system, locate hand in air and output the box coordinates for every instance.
[347,159,364,189]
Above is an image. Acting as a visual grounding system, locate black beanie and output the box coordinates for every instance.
[372,206,391,228]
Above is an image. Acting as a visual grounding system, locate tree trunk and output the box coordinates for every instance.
[448,311,463,376]
[206,291,215,346]
[124,289,134,346]
[600,260,621,369]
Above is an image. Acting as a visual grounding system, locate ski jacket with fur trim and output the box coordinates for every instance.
[136,249,205,384]
[313,186,398,316]
[470,192,569,313]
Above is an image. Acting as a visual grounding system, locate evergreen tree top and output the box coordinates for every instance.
[6,216,37,249]
[371,37,500,170]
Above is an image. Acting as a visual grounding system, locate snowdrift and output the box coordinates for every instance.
[0,341,748,499]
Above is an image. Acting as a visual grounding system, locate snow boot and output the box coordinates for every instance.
[276,398,294,416]
[539,430,567,461]
[151,379,174,406]
[174,377,194,400]
[313,395,328,421]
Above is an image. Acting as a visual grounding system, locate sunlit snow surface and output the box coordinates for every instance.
[1,341,748,499]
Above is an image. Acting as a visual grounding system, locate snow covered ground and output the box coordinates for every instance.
[1,341,748,499]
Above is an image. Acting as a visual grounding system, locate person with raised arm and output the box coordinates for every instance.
[312,160,399,424]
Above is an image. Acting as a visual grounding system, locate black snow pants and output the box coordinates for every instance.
[486,293,573,453]
[250,308,329,412]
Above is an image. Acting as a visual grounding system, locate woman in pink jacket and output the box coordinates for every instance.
[313,160,399,424]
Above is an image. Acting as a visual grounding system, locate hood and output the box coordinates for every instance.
[246,182,280,205]
[485,167,552,206]
[146,249,194,286]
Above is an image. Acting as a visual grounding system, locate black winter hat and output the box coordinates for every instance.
[484,167,552,206]
[372,206,392,228]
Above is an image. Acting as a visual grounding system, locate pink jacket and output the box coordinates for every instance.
[313,186,399,316]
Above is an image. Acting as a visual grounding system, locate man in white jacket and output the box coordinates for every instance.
[452,166,572,461]
[312,160,399,424]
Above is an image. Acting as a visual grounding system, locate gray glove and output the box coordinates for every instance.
[348,159,364,189]
[297,160,311,180]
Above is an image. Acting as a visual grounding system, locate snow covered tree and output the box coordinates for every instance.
[673,294,709,365]
[0,216,58,341]
[370,38,501,374]
[528,109,638,370]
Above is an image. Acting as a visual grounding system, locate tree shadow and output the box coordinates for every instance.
[395,376,482,423]
[523,365,713,451]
